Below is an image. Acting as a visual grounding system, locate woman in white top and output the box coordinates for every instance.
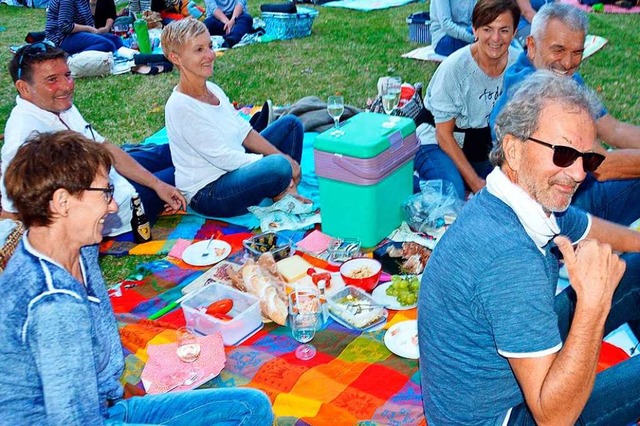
[415,0,521,199]
[162,18,305,217]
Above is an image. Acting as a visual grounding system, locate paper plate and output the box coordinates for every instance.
[182,240,231,267]
[371,282,418,311]
[384,320,419,359]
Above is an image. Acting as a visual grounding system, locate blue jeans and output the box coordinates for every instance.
[572,175,640,227]
[434,26,473,57]
[60,32,123,55]
[124,143,176,223]
[515,0,554,45]
[507,252,640,425]
[413,143,493,199]
[106,388,274,425]
[204,11,253,47]
[190,115,304,217]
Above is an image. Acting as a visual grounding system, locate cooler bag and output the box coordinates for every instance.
[313,112,418,247]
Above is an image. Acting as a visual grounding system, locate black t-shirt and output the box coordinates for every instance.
[93,0,117,29]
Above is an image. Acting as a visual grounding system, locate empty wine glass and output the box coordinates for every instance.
[176,327,201,386]
[381,77,402,128]
[291,312,318,360]
[327,95,345,136]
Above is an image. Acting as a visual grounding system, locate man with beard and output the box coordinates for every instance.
[490,3,640,228]
[3,42,186,235]
[419,71,640,425]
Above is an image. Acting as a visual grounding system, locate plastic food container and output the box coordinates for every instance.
[327,286,387,331]
[181,283,262,346]
[327,238,361,263]
[243,232,292,262]
[406,12,431,44]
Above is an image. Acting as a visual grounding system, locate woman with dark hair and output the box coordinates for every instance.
[0,130,274,425]
[45,0,123,54]
[414,0,521,199]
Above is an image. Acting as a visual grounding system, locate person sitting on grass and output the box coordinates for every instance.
[415,0,521,199]
[2,42,186,236]
[430,0,477,57]
[420,71,640,426]
[161,18,307,218]
[0,130,275,425]
[45,0,123,54]
[203,0,253,48]
[490,3,640,228]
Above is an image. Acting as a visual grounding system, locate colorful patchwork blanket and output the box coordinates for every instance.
[111,259,427,424]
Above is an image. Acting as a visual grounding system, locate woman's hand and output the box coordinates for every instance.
[224,17,235,34]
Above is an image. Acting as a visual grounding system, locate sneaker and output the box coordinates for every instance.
[265,99,274,126]
[249,100,274,132]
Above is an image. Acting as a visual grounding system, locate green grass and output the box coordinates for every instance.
[1,3,639,283]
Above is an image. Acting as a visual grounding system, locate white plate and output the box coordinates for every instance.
[384,320,419,359]
[371,282,418,311]
[182,240,231,267]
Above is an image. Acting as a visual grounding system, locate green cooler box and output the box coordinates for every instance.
[314,112,418,248]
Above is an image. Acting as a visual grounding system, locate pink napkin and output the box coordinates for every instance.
[296,230,334,254]
[168,238,193,260]
[141,332,226,394]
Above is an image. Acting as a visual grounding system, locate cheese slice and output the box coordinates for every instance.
[276,255,313,283]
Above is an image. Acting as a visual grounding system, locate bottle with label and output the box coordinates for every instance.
[133,18,151,54]
[130,193,152,243]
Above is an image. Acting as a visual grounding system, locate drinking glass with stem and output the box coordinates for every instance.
[327,95,345,136]
[176,327,202,386]
[381,77,402,128]
[292,312,318,360]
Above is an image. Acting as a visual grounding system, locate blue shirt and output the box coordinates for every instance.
[0,235,124,424]
[489,50,607,139]
[418,190,588,425]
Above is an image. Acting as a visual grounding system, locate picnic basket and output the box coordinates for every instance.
[261,7,319,40]
[406,12,431,44]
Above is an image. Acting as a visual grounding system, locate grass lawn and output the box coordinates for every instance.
[0,3,639,283]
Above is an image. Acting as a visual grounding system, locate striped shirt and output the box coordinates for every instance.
[45,0,95,46]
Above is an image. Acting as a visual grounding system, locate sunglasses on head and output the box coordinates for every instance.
[527,137,605,173]
[17,40,56,80]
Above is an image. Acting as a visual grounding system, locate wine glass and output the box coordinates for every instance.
[327,95,345,136]
[381,77,402,128]
[291,312,318,360]
[176,327,201,386]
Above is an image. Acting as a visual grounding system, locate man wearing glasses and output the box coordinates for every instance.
[419,71,640,426]
[490,3,640,228]
[2,42,186,236]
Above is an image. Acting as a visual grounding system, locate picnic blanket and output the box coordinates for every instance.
[111,258,427,424]
[561,0,640,13]
[322,0,418,11]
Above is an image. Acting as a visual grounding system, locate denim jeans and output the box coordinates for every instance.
[190,115,304,217]
[413,143,493,199]
[572,174,640,227]
[507,252,640,425]
[124,143,176,223]
[515,0,554,45]
[60,32,123,55]
[434,26,473,57]
[106,388,274,425]
[204,11,253,47]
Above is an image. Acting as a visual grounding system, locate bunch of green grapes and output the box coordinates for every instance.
[385,275,420,306]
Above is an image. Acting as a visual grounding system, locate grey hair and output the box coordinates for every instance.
[530,3,589,43]
[490,70,601,166]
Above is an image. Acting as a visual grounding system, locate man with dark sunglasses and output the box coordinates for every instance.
[2,42,186,236]
[419,71,640,425]
[490,3,640,229]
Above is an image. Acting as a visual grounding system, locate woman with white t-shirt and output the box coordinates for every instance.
[161,18,305,217]
[415,0,521,199]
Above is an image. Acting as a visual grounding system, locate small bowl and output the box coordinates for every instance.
[339,258,382,292]
[243,232,292,262]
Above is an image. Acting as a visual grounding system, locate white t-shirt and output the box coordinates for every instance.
[417,45,519,148]
[165,82,262,203]
[2,97,135,236]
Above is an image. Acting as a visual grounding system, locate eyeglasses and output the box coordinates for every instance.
[17,40,55,80]
[85,183,115,204]
[527,137,605,173]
